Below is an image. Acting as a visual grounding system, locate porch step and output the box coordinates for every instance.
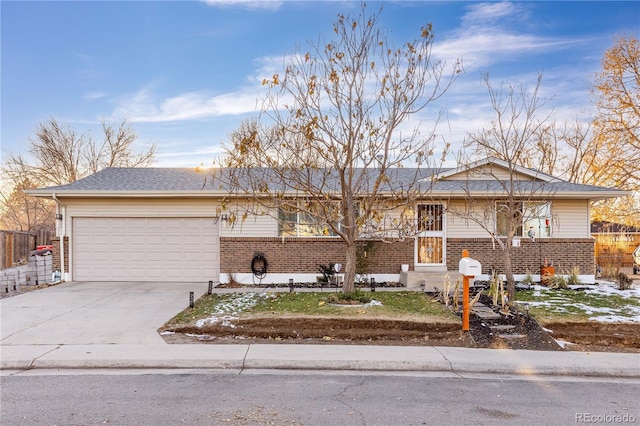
[489,325,516,332]
[497,334,527,340]
[473,309,501,320]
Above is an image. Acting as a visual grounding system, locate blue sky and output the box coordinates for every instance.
[2,1,639,167]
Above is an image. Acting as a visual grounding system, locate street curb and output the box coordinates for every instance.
[2,344,639,378]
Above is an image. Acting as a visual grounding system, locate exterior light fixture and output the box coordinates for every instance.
[289,278,294,293]
[370,277,376,292]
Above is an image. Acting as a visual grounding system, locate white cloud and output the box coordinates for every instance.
[202,0,282,11]
[461,1,528,27]
[432,1,589,72]
[83,91,108,100]
[433,33,583,71]
[111,86,264,123]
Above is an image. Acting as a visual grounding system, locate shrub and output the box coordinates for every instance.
[567,266,581,285]
[617,272,633,291]
[548,274,568,289]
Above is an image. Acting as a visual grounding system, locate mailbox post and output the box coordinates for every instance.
[459,250,482,331]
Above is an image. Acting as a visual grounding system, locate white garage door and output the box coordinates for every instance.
[73,218,219,282]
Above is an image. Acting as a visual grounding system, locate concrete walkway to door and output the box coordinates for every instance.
[0,281,207,345]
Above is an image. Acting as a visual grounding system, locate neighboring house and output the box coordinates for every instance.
[25,158,626,286]
[591,221,640,270]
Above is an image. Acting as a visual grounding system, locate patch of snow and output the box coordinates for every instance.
[195,292,272,328]
[527,282,640,323]
[367,299,383,307]
[585,282,640,299]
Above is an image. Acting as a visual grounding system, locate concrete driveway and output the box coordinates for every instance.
[0,281,208,345]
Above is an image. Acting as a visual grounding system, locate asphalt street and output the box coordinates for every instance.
[2,369,639,425]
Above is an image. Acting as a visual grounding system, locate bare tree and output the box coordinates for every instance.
[0,176,55,232]
[216,5,461,292]
[527,36,640,226]
[1,117,156,232]
[453,73,553,301]
[587,35,640,225]
[3,118,156,188]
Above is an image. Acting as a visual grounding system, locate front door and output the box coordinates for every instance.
[416,204,445,266]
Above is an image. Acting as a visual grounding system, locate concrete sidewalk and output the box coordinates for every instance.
[2,343,639,378]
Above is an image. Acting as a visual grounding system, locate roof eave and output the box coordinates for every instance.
[23,190,230,198]
[430,190,630,200]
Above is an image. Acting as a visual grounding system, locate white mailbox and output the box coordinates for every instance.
[459,257,482,276]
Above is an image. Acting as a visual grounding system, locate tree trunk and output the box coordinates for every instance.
[503,248,516,303]
[342,242,358,293]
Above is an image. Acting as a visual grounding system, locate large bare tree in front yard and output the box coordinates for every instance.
[217,5,461,292]
[452,73,554,301]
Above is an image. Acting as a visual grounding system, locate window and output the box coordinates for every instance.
[278,205,339,237]
[523,201,552,239]
[495,201,551,238]
[417,204,443,232]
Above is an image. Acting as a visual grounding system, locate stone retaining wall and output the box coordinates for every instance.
[0,252,54,297]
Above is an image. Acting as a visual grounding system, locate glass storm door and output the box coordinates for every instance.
[416,204,445,265]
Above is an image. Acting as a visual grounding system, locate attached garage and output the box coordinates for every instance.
[73,217,219,282]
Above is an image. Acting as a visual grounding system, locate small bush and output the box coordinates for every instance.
[601,265,619,279]
[617,272,633,291]
[521,269,535,286]
[548,274,568,290]
[567,266,581,285]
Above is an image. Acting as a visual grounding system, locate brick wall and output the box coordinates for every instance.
[51,237,69,273]
[446,238,595,275]
[50,235,595,278]
[221,237,414,274]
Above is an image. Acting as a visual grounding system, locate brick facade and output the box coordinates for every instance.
[220,237,414,274]
[221,237,595,276]
[446,238,595,276]
[51,235,595,279]
[51,236,69,273]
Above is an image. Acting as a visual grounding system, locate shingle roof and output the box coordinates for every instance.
[25,166,627,200]
[30,168,211,192]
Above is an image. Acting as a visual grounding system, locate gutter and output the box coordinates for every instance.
[52,193,67,281]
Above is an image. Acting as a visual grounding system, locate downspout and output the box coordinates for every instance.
[52,193,66,281]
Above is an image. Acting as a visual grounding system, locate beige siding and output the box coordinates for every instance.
[62,198,218,227]
[62,198,279,238]
[446,199,490,237]
[442,165,534,181]
[551,199,591,238]
[445,198,592,239]
[220,210,277,237]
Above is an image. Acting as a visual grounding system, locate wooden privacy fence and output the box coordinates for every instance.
[0,230,54,270]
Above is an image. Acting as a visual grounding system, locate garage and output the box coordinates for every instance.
[72,217,219,282]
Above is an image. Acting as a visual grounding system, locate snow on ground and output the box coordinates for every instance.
[525,281,640,323]
[193,292,384,328]
[195,292,274,328]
